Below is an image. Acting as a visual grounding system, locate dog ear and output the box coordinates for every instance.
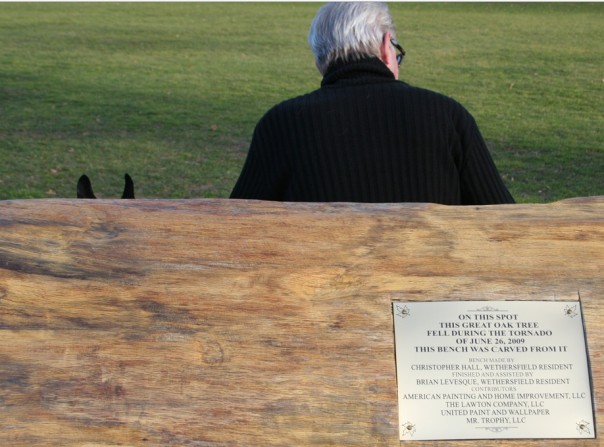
[77,175,96,199]
[121,173,135,199]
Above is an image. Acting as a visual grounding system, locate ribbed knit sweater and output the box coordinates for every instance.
[230,57,514,205]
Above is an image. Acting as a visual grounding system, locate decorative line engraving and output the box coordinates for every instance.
[477,426,517,433]
[469,305,507,313]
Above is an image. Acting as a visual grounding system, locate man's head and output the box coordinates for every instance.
[308,2,402,78]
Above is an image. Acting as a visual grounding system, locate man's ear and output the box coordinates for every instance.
[379,32,394,66]
[379,31,399,79]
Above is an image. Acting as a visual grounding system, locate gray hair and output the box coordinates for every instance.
[308,2,397,75]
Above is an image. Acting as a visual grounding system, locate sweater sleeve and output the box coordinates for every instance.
[229,112,287,200]
[455,107,515,205]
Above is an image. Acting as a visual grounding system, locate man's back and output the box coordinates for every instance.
[230,58,514,205]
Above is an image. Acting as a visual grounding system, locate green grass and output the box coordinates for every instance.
[1,2,602,202]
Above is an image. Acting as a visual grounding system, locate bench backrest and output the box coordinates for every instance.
[1,197,602,446]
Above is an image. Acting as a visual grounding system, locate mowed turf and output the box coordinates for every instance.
[1,2,602,202]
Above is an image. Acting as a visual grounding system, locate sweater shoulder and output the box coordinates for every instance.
[255,90,317,125]
[399,82,467,109]
[257,81,474,129]
[404,83,478,125]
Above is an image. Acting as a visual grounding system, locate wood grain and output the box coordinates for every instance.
[0,197,602,446]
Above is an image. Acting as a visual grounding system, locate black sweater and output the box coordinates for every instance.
[230,57,514,205]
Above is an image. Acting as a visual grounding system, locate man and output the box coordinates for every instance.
[230,2,514,205]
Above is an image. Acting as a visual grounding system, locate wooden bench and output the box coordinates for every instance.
[1,197,602,446]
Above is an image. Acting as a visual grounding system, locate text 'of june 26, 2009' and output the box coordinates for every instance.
[392,300,594,441]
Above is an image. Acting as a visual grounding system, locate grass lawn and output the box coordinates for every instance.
[1,2,602,202]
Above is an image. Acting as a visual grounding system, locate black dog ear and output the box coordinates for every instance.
[77,174,96,199]
[121,173,135,199]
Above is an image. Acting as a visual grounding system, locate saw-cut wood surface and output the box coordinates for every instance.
[0,197,602,446]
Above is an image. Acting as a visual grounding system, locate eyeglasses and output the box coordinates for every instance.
[390,38,406,66]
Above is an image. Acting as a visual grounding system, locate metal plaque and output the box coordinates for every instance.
[393,300,595,440]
